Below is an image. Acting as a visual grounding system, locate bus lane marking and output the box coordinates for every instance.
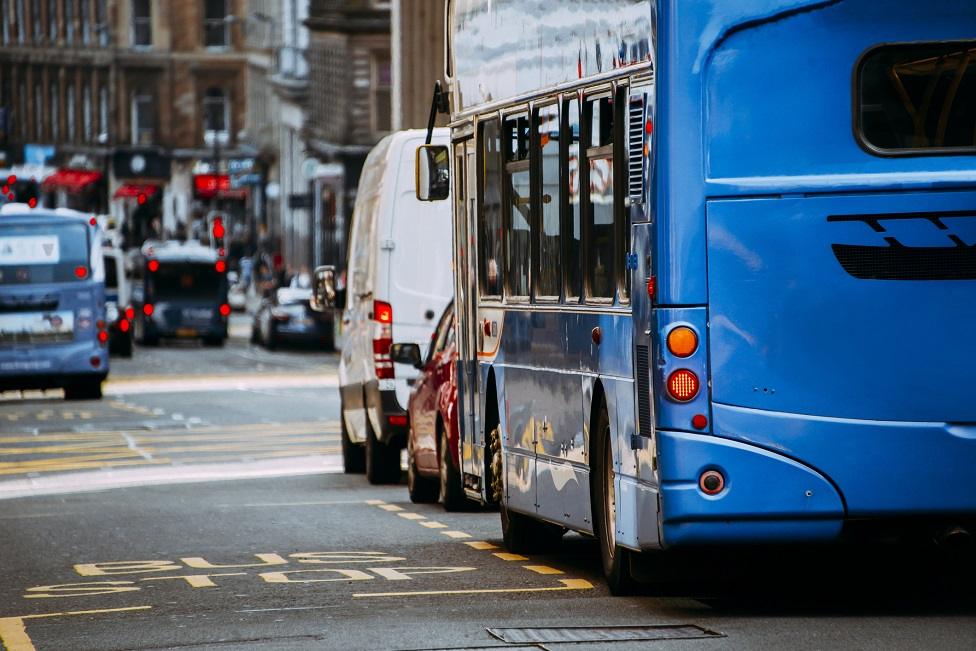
[0,606,151,651]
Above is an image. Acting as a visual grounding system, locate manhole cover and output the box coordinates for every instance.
[487,625,722,645]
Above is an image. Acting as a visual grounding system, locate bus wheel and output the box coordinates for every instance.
[592,405,638,595]
[64,379,103,401]
[365,420,401,484]
[340,404,365,474]
[440,425,468,511]
[407,436,438,503]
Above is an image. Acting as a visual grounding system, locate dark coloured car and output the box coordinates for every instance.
[252,287,334,351]
[391,302,468,510]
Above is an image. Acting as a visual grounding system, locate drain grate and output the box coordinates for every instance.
[487,625,723,645]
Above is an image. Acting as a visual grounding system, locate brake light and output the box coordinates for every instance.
[74,266,89,279]
[373,300,394,379]
[667,326,698,358]
[374,300,393,324]
[98,330,109,344]
[388,415,408,427]
[219,303,231,317]
[28,198,37,208]
[89,216,97,226]
[667,369,700,403]
[215,260,227,273]
[143,304,154,316]
[7,175,16,185]
[119,318,130,333]
[125,306,135,320]
[148,259,159,272]
[96,319,108,346]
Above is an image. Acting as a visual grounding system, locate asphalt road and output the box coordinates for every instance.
[1,317,974,650]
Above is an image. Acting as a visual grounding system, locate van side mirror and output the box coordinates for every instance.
[310,265,342,312]
[389,343,423,369]
[415,145,450,202]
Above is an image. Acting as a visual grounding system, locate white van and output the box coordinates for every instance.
[339,129,452,484]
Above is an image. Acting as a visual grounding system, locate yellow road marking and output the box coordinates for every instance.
[493,552,528,561]
[353,578,593,598]
[397,513,426,520]
[419,521,447,529]
[464,541,498,550]
[523,565,564,575]
[0,606,151,651]
[440,531,472,539]
[378,504,403,512]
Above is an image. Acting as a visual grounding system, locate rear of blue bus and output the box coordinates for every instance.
[654,0,976,547]
[0,210,108,396]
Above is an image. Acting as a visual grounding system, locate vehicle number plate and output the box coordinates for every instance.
[176,327,198,338]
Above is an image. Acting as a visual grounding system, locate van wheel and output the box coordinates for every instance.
[64,378,103,401]
[407,437,438,503]
[440,425,468,512]
[592,403,638,595]
[365,420,401,484]
[340,410,365,474]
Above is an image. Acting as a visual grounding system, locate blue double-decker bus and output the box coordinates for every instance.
[0,205,109,400]
[416,0,976,592]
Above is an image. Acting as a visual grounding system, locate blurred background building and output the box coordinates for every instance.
[0,0,445,280]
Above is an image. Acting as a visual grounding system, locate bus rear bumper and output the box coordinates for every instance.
[656,430,844,548]
[0,341,108,391]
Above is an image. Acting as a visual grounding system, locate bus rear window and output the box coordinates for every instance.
[0,223,90,285]
[858,41,976,154]
[151,264,221,300]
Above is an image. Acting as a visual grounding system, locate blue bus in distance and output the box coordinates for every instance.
[0,205,109,399]
[419,0,976,592]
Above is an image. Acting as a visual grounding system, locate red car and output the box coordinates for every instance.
[391,303,467,510]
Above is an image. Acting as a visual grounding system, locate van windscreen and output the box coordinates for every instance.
[151,263,220,300]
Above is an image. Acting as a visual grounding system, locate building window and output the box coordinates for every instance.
[1,0,7,45]
[63,0,73,44]
[131,92,154,145]
[50,83,59,142]
[80,0,90,44]
[34,83,43,140]
[66,83,76,142]
[49,0,58,42]
[96,0,108,46]
[202,87,229,143]
[372,55,392,134]
[83,84,92,142]
[32,0,42,43]
[99,85,108,142]
[15,0,25,44]
[203,0,229,48]
[132,0,151,47]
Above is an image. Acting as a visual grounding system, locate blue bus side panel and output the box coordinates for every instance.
[714,404,976,517]
[707,191,976,423]
[658,430,844,547]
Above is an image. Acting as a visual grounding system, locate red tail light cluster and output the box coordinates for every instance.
[667,369,700,402]
[373,300,394,379]
[96,319,108,346]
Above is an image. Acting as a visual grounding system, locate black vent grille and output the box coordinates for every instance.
[832,244,976,281]
[635,344,652,437]
[628,95,646,202]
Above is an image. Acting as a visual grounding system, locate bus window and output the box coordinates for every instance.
[586,95,615,300]
[536,104,561,300]
[0,222,90,284]
[151,263,221,301]
[479,119,504,298]
[504,114,531,298]
[858,41,976,153]
[565,98,583,301]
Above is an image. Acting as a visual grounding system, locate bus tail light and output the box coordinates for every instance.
[219,303,231,317]
[74,266,89,279]
[143,304,154,317]
[667,326,698,358]
[667,369,700,402]
[96,319,108,346]
[373,300,394,379]
[148,259,160,273]
[119,318,130,333]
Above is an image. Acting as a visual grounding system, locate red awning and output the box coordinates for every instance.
[113,184,159,200]
[41,169,103,194]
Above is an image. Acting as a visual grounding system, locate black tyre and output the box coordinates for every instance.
[203,336,225,348]
[250,324,260,344]
[64,378,103,401]
[592,404,639,595]
[407,436,438,503]
[439,424,468,512]
[118,334,134,358]
[341,413,365,474]
[365,419,401,484]
[264,328,277,350]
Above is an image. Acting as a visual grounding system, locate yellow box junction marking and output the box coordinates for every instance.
[0,606,151,651]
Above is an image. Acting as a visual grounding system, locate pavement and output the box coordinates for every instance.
[0,315,974,650]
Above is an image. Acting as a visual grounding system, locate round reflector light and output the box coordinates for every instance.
[667,326,698,358]
[667,369,700,402]
[691,414,708,430]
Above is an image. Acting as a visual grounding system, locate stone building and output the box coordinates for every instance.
[0,0,250,243]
